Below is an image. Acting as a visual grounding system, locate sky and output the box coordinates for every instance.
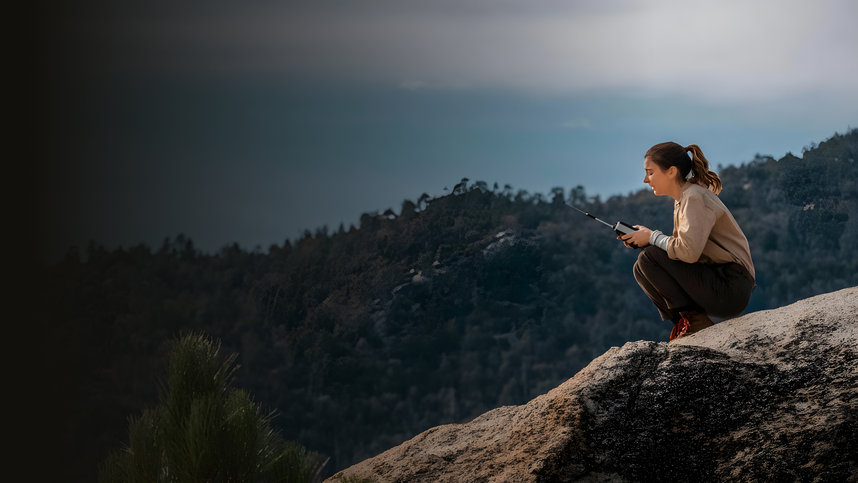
[33,0,858,262]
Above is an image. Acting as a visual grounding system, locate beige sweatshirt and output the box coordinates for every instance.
[667,182,756,279]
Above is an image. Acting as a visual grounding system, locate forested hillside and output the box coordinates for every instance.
[38,130,858,480]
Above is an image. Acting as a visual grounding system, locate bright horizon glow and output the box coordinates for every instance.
[86,0,858,102]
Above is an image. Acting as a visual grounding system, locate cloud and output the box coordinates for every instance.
[398,79,471,91]
[60,0,858,103]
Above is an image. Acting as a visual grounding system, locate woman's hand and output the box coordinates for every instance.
[618,225,652,248]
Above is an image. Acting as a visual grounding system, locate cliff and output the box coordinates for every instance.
[328,286,858,482]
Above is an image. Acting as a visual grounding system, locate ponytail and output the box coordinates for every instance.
[646,141,723,195]
[685,144,722,194]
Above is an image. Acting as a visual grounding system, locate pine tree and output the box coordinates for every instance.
[99,333,326,482]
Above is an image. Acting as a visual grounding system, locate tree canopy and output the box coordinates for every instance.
[37,129,858,480]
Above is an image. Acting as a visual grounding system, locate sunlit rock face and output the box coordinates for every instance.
[328,287,858,482]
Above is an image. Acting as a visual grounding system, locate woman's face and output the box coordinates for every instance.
[643,157,679,197]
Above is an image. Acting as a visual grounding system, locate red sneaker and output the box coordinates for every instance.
[670,316,691,341]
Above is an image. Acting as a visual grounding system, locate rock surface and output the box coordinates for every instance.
[327,287,858,482]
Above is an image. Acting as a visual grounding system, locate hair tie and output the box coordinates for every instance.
[683,145,694,178]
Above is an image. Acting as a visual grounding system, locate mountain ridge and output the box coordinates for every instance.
[36,129,858,479]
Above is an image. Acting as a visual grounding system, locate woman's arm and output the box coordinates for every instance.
[649,230,669,250]
[667,192,717,262]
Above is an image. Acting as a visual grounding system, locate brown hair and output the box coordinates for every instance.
[645,142,722,194]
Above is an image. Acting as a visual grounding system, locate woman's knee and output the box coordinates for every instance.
[633,246,659,281]
[634,246,666,272]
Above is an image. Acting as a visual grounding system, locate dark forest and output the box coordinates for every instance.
[32,130,858,480]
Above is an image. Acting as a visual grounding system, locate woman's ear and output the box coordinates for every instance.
[666,165,680,181]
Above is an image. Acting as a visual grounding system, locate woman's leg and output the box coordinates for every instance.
[633,252,682,321]
[633,246,754,321]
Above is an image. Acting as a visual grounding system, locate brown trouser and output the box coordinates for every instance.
[633,246,755,323]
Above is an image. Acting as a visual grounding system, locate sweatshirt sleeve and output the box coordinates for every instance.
[649,230,669,251]
[667,192,717,263]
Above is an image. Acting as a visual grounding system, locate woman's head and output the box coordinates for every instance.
[644,142,722,195]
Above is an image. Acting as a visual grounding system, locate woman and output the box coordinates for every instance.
[619,142,755,341]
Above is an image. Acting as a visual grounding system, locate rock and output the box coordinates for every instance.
[481,230,535,259]
[327,287,858,482]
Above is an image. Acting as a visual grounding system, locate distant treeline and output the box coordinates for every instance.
[38,130,858,480]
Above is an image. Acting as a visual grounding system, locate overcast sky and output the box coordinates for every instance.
[34,0,858,261]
